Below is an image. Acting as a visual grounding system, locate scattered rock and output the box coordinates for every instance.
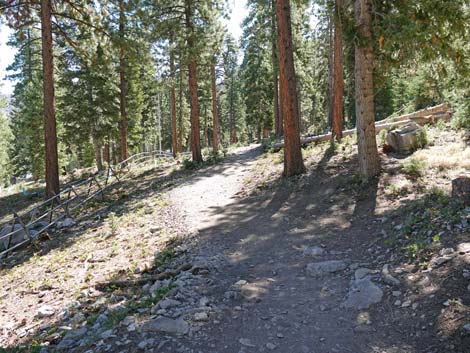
[303,246,325,257]
[239,338,256,347]
[56,327,87,350]
[382,264,400,286]
[194,312,209,322]
[342,278,384,310]
[266,342,277,350]
[457,243,470,254]
[306,260,348,277]
[158,298,181,310]
[37,305,55,318]
[401,300,412,308]
[141,317,189,335]
[57,218,76,229]
[354,268,371,280]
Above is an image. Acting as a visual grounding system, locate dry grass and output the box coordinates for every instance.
[413,141,470,171]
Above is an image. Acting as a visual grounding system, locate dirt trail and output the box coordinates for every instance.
[170,145,260,231]
[159,144,467,353]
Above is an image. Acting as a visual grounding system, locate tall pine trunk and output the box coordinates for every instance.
[178,68,184,152]
[119,0,128,162]
[271,0,282,137]
[185,0,203,162]
[41,0,59,197]
[229,74,237,144]
[354,0,380,177]
[276,0,305,177]
[332,0,344,140]
[170,52,177,157]
[211,62,219,154]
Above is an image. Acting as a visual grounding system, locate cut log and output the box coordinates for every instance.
[271,104,451,151]
[452,176,470,204]
[380,103,451,124]
[386,122,422,152]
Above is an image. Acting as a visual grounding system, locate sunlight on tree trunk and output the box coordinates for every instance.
[354,0,380,178]
[41,0,59,197]
[275,0,305,177]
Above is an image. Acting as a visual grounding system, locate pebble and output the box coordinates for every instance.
[239,338,256,347]
[194,312,209,322]
[37,306,55,318]
[266,342,277,350]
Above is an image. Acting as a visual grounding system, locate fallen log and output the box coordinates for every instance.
[380,103,451,124]
[272,104,451,150]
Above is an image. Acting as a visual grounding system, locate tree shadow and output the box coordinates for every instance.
[2,146,469,353]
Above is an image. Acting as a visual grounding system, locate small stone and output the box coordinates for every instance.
[457,243,470,254]
[100,329,113,339]
[303,246,325,257]
[276,333,284,338]
[412,303,419,310]
[463,323,470,332]
[194,312,209,322]
[37,305,55,318]
[141,317,189,335]
[235,280,247,286]
[355,268,371,280]
[266,342,277,350]
[401,300,411,308]
[342,278,383,310]
[239,338,256,347]
[306,260,348,277]
[382,264,400,286]
[394,300,401,306]
[392,291,401,297]
[158,298,181,310]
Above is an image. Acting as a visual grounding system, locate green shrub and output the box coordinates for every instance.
[402,157,426,177]
[378,129,388,146]
[416,126,428,148]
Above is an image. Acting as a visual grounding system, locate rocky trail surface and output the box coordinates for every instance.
[2,140,469,353]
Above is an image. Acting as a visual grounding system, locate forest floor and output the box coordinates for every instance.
[1,124,470,353]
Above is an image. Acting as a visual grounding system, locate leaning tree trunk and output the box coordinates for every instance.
[119,0,128,162]
[211,62,219,154]
[41,0,59,197]
[276,0,305,177]
[185,0,203,162]
[170,52,178,157]
[331,0,344,140]
[271,0,282,137]
[354,0,380,178]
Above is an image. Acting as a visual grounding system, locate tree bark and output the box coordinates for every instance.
[211,62,219,154]
[170,52,178,157]
[331,0,344,140]
[229,74,237,144]
[275,0,305,177]
[185,0,203,162]
[40,0,59,197]
[354,0,380,178]
[178,67,184,152]
[271,0,282,137]
[119,0,128,162]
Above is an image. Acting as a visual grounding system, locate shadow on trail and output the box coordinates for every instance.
[3,145,469,353]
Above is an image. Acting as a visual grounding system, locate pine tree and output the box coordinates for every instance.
[276,0,305,177]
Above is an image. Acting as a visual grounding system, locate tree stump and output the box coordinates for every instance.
[386,122,422,153]
[452,176,470,204]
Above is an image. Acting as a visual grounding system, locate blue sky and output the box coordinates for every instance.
[0,1,248,97]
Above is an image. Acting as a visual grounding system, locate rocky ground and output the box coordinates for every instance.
[1,125,470,353]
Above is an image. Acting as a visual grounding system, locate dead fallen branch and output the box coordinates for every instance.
[93,263,193,290]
